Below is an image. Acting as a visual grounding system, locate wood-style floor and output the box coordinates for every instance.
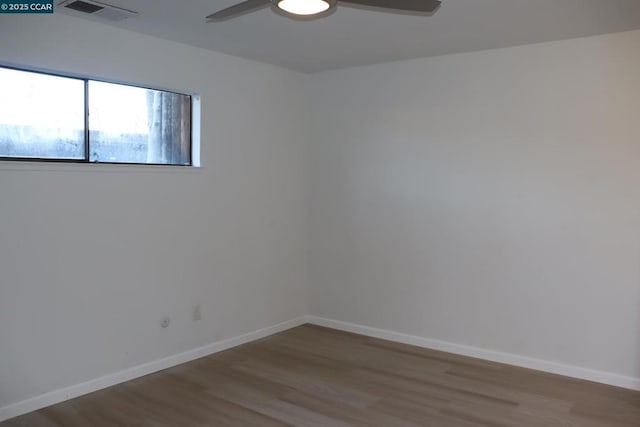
[3,324,640,426]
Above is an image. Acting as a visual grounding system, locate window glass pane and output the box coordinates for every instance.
[0,68,85,160]
[88,81,191,165]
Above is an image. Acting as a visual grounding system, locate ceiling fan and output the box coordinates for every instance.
[206,0,442,22]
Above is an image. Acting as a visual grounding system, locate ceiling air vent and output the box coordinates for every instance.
[59,0,138,21]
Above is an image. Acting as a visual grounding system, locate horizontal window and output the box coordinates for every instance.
[0,66,192,166]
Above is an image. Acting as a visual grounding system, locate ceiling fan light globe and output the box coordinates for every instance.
[276,0,331,16]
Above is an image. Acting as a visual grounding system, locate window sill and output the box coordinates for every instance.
[0,160,203,174]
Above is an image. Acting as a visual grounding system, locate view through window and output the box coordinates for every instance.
[0,66,192,165]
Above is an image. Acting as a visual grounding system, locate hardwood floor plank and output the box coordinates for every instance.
[2,324,639,426]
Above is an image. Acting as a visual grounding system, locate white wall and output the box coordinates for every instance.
[309,30,640,380]
[2,13,640,414]
[0,14,309,408]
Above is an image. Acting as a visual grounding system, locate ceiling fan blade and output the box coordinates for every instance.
[339,0,441,13]
[206,0,271,21]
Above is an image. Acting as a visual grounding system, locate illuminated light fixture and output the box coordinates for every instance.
[206,0,441,22]
[275,0,335,16]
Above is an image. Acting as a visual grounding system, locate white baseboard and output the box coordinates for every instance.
[0,317,307,423]
[305,315,640,391]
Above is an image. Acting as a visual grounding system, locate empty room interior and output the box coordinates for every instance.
[1,0,640,425]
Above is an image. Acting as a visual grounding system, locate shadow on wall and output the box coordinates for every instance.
[637,278,640,379]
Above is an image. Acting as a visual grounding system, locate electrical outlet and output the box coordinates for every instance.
[160,316,170,328]
[192,304,202,322]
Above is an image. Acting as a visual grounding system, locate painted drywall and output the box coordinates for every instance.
[0,14,309,408]
[2,12,640,417]
[309,30,640,380]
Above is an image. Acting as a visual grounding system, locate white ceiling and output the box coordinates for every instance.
[60,0,640,72]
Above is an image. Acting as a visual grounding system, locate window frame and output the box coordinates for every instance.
[0,64,194,167]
